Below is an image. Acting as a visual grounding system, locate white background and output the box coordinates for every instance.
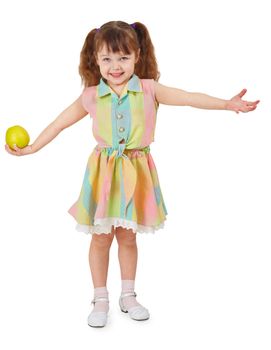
[0,0,270,349]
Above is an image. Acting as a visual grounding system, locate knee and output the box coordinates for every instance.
[115,228,136,247]
[92,232,114,249]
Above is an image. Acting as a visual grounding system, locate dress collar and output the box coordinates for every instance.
[98,73,142,97]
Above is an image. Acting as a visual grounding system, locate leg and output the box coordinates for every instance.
[89,226,115,288]
[87,226,115,327]
[115,227,137,280]
[115,227,150,320]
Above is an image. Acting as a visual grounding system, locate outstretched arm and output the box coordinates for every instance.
[5,94,88,156]
[153,81,260,114]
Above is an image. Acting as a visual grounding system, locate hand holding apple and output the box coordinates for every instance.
[5,143,33,156]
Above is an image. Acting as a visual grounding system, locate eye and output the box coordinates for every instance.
[102,58,110,62]
[121,57,129,60]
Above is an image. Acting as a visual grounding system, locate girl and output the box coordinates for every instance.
[5,20,260,328]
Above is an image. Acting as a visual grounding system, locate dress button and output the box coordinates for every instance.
[117,114,123,119]
[118,100,122,105]
[119,127,125,132]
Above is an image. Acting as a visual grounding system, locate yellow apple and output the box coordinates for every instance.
[6,125,30,150]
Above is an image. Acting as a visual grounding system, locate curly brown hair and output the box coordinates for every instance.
[79,21,160,87]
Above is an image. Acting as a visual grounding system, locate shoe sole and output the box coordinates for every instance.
[120,309,150,321]
[88,324,106,328]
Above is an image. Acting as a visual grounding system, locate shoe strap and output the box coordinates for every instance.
[91,296,109,305]
[120,291,137,299]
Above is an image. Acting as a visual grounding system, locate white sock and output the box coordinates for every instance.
[92,286,109,313]
[121,280,142,310]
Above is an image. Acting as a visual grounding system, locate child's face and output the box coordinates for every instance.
[96,45,140,87]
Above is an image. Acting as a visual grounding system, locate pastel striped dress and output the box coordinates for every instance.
[68,73,168,234]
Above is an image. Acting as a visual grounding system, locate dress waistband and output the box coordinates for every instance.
[95,144,150,158]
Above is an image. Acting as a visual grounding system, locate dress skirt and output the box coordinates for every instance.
[68,144,168,234]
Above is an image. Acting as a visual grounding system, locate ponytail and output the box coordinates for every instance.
[131,22,160,81]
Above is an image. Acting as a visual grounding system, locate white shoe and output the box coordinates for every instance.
[119,292,150,321]
[87,296,109,328]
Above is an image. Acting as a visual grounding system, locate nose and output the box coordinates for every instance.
[111,60,121,70]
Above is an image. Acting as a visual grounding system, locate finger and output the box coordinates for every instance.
[13,144,21,153]
[236,106,247,113]
[245,101,254,106]
[5,144,14,153]
[241,105,256,113]
[238,88,247,98]
[246,100,260,106]
[5,144,11,153]
[13,144,23,154]
[248,106,256,112]
[5,144,18,155]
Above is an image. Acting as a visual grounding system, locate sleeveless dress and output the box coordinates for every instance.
[68,73,168,234]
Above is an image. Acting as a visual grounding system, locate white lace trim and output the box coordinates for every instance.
[74,217,166,235]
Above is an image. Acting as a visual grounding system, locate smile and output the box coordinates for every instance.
[110,73,124,77]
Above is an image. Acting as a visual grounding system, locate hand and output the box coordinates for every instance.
[226,89,260,114]
[5,143,34,156]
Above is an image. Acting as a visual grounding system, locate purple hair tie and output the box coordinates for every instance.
[96,28,100,32]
